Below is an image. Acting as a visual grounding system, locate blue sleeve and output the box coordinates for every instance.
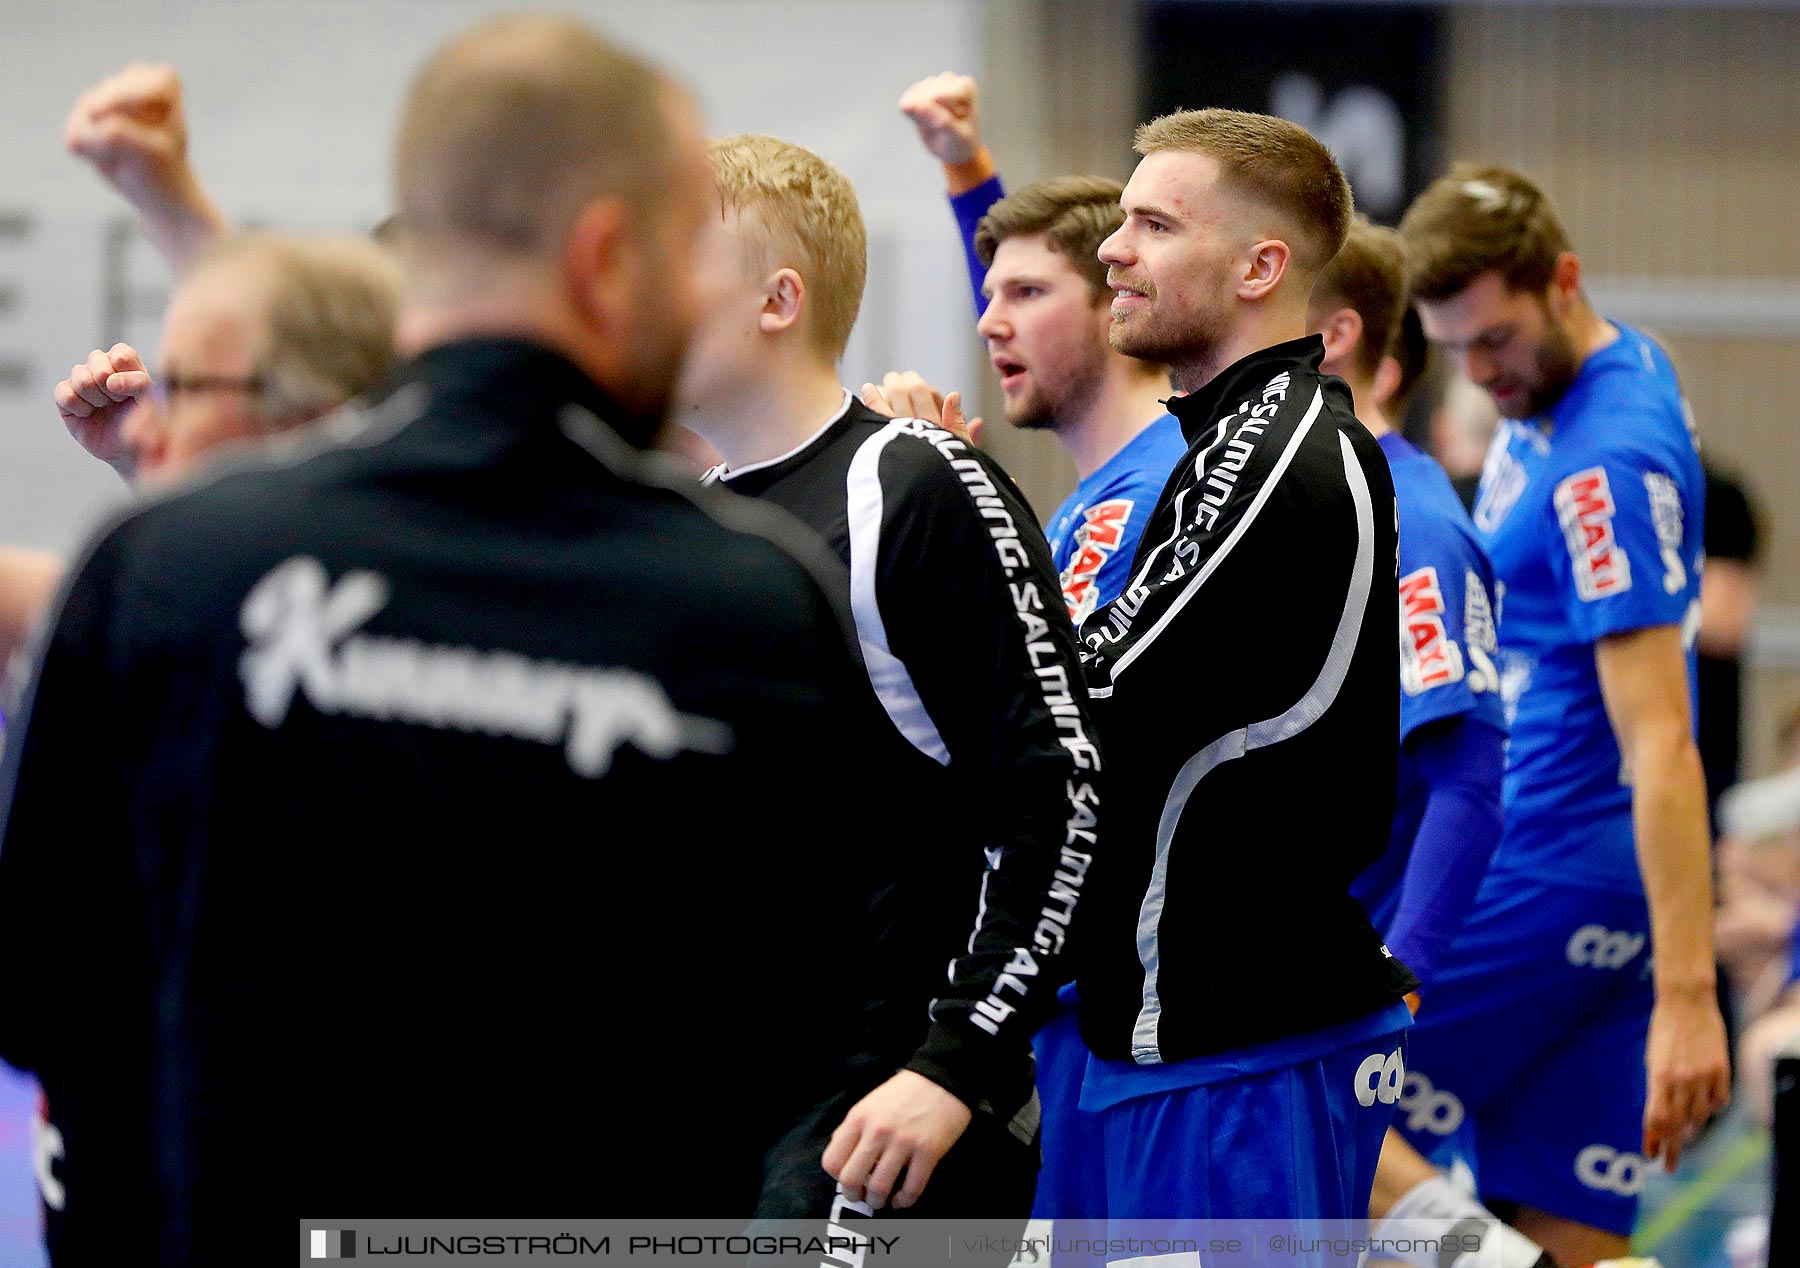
[1398,511,1507,743]
[1386,715,1506,992]
[949,175,1005,318]
[1545,437,1703,643]
[1788,916,1800,988]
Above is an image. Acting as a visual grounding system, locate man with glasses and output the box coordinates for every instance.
[0,232,401,666]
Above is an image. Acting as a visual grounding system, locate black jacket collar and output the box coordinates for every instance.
[1166,335,1327,445]
[400,336,658,446]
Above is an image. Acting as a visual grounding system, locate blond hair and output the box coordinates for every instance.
[1399,163,1571,302]
[1314,218,1408,379]
[191,232,401,426]
[974,176,1124,302]
[1133,108,1352,273]
[706,134,867,362]
[393,15,678,256]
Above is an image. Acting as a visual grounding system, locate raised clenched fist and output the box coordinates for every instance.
[65,63,195,204]
[897,72,983,166]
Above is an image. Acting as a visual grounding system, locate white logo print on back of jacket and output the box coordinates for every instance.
[239,555,732,776]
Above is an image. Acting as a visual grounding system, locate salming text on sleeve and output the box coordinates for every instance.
[716,396,1102,1110]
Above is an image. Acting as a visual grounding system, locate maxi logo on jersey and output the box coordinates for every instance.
[1061,498,1134,624]
[1398,566,1464,695]
[1554,466,1633,601]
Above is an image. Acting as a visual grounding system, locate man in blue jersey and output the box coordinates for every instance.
[1310,221,1557,1268]
[896,73,1184,626]
[1391,165,1729,1266]
[1312,219,1509,1002]
[968,181,1187,625]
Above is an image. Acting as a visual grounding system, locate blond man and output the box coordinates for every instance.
[682,134,1102,1228]
[1072,110,1414,1224]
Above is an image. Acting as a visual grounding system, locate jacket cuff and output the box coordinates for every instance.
[903,1017,1022,1112]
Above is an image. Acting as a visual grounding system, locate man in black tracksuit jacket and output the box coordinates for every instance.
[687,135,1101,1224]
[1067,111,1416,1226]
[1078,337,1414,1058]
[0,25,882,1263]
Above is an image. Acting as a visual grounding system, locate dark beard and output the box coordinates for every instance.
[1518,307,1581,418]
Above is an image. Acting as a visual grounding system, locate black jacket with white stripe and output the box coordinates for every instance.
[1076,336,1416,1067]
[0,340,887,1257]
[710,396,1102,1114]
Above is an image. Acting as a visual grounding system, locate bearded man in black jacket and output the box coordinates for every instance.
[1072,108,1416,1228]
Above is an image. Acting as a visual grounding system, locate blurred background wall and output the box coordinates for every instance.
[0,0,1794,785]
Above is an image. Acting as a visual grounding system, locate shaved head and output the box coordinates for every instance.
[393,14,683,259]
[389,15,714,437]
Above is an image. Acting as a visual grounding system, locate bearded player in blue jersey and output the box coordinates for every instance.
[1390,166,1729,1267]
[1311,221,1566,1268]
[895,73,1184,627]
[1310,219,1510,1004]
[884,78,1184,1224]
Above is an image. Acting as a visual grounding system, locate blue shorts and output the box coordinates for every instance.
[1032,985,1107,1219]
[1078,1001,1410,1227]
[1394,871,1653,1235]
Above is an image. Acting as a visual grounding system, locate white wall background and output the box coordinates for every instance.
[0,0,987,551]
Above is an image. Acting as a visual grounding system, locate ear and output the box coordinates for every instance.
[1373,354,1404,407]
[1548,249,1582,315]
[1238,239,1292,302]
[563,195,631,331]
[760,267,806,336]
[1316,305,1364,368]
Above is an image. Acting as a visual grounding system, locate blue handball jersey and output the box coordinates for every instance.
[1045,414,1186,624]
[1473,323,1704,894]
[1351,433,1507,932]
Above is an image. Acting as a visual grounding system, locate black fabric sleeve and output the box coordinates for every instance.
[872,427,1102,1110]
[0,526,158,1257]
[0,531,139,1072]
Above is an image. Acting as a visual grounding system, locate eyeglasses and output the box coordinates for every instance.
[149,375,266,410]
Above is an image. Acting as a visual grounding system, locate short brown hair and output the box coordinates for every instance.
[1133,108,1352,272]
[973,176,1125,302]
[1314,217,1408,379]
[191,232,401,426]
[1399,163,1572,302]
[394,15,678,255]
[706,134,867,363]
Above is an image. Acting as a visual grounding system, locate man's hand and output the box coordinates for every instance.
[65,64,230,272]
[821,1070,972,1211]
[898,73,984,166]
[54,344,152,478]
[1642,986,1732,1170]
[66,64,198,207]
[861,371,983,445]
[1595,624,1732,1172]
